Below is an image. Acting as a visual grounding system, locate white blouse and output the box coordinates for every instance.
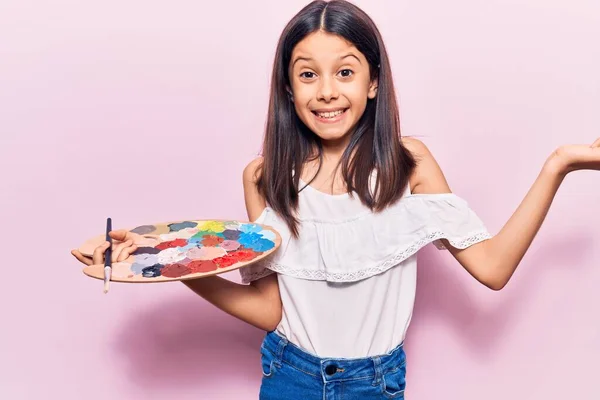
[240,177,492,358]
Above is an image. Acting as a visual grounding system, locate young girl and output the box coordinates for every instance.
[72,0,599,398]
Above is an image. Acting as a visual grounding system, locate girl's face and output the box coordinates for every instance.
[288,31,378,147]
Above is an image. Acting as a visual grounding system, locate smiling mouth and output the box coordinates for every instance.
[311,108,349,119]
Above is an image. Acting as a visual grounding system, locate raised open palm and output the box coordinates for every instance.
[554,137,600,174]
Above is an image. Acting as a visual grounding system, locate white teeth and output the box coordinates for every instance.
[316,109,345,118]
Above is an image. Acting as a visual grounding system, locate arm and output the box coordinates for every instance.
[181,274,280,331]
[181,156,282,330]
[403,137,570,291]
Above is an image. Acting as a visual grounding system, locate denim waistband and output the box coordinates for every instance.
[261,330,406,384]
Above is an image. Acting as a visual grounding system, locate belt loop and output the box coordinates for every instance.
[274,334,288,367]
[371,355,383,385]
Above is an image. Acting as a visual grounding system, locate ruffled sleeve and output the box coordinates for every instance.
[408,193,493,251]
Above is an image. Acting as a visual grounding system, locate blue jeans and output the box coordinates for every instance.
[259,331,407,399]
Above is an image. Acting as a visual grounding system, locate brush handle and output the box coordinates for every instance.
[103,218,113,293]
[104,217,112,268]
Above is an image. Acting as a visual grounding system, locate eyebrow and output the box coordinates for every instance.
[292,52,362,68]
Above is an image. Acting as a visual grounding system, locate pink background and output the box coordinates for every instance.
[1,0,599,398]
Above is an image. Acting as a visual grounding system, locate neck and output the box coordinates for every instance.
[319,135,351,163]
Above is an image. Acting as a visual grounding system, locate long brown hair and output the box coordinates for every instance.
[257,0,416,238]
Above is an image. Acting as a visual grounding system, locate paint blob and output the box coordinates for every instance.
[198,221,226,233]
[186,246,227,260]
[168,221,198,232]
[222,229,241,240]
[160,263,191,278]
[220,240,241,251]
[201,235,224,247]
[130,225,156,235]
[160,227,199,241]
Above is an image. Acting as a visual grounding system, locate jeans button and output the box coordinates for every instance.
[325,365,337,375]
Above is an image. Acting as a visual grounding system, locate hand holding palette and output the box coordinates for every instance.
[78,219,281,284]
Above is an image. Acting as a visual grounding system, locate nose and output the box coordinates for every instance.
[317,76,339,102]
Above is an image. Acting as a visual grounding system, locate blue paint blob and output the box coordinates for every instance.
[238,232,263,248]
[131,263,147,275]
[180,243,199,252]
[247,238,275,252]
[187,236,204,245]
[142,264,163,277]
[240,223,262,234]
[168,221,198,232]
[259,230,276,241]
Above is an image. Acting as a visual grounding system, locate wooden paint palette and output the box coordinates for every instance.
[78,219,281,283]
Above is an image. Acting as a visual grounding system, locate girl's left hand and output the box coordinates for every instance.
[71,229,142,266]
[549,137,600,175]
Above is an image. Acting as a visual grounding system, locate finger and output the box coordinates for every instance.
[591,137,600,148]
[71,249,94,266]
[107,229,128,245]
[92,241,111,265]
[109,229,139,242]
[111,239,133,263]
[117,244,138,262]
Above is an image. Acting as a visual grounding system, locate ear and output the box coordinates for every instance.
[286,85,294,100]
[368,78,378,99]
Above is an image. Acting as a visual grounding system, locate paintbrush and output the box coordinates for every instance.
[104,217,112,293]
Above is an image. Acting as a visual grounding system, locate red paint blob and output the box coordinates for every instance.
[188,260,218,273]
[161,263,191,278]
[155,238,188,250]
[213,255,237,268]
[229,248,260,262]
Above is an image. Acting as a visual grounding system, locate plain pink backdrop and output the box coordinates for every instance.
[1,0,599,399]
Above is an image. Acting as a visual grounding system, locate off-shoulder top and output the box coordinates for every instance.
[240,175,492,358]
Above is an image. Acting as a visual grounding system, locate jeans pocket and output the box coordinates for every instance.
[260,345,276,378]
[381,362,406,398]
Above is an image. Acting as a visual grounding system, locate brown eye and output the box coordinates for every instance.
[339,69,353,78]
[300,72,315,79]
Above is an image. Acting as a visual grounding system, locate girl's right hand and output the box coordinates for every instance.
[71,229,141,266]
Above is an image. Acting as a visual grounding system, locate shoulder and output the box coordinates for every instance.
[401,136,429,160]
[400,136,451,195]
[243,156,266,221]
[243,156,264,184]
